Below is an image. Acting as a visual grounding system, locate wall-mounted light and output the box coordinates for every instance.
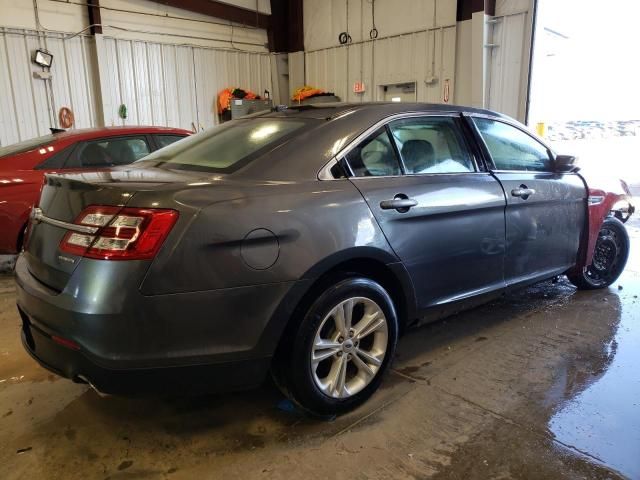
[33,49,53,68]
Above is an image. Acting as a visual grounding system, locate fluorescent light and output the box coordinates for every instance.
[391,97,402,102]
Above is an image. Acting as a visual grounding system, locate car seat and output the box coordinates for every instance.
[107,142,137,166]
[80,144,112,167]
[401,139,435,173]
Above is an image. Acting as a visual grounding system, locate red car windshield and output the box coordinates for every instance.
[0,134,58,158]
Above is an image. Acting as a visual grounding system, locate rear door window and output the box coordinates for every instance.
[65,136,151,168]
[388,117,475,174]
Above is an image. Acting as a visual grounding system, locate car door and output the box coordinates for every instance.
[468,115,586,287]
[343,114,507,310]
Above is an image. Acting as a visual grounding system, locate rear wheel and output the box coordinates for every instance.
[568,216,630,289]
[275,277,398,416]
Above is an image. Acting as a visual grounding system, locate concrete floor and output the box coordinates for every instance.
[0,217,638,480]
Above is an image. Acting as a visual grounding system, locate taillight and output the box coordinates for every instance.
[60,206,178,260]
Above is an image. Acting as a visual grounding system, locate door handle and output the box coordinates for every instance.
[511,187,536,199]
[380,197,418,212]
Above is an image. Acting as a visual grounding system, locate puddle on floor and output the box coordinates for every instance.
[549,276,640,478]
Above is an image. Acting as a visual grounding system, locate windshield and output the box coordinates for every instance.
[137,118,308,173]
[0,134,58,158]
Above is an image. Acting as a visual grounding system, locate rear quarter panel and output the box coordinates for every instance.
[134,179,398,295]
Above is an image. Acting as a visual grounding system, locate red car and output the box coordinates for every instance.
[0,126,190,254]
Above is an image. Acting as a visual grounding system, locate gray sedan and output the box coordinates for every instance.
[15,103,629,416]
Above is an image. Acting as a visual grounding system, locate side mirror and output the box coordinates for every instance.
[554,154,579,173]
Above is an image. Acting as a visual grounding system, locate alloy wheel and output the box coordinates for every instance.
[310,297,388,399]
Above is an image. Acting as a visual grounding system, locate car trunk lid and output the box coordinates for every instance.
[23,168,199,292]
[24,174,135,291]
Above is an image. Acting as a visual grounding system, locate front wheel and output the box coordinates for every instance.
[276,277,398,416]
[568,216,630,289]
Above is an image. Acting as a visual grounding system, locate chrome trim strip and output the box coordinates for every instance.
[31,208,98,234]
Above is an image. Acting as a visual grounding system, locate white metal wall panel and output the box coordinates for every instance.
[176,46,198,131]
[98,36,122,126]
[305,26,456,105]
[0,28,100,146]
[98,37,273,130]
[193,48,218,130]
[24,33,52,137]
[160,44,181,128]
[487,12,531,121]
[146,43,166,126]
[288,51,305,100]
[132,41,152,126]
[115,39,139,125]
[4,32,39,141]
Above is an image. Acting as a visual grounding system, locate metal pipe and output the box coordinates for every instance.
[305,23,457,54]
[47,0,262,30]
[28,0,268,49]
[0,26,271,53]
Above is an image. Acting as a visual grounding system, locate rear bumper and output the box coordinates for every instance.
[15,254,308,394]
[19,311,269,394]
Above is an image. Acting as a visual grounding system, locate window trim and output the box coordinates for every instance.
[465,113,558,174]
[34,143,77,170]
[319,111,485,180]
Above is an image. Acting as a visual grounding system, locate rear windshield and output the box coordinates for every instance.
[0,134,58,158]
[137,118,308,173]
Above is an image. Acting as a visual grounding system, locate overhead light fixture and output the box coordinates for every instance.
[33,49,53,68]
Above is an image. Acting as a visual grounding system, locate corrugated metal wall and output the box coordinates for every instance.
[486,11,532,121]
[97,37,273,130]
[304,26,457,104]
[0,28,100,147]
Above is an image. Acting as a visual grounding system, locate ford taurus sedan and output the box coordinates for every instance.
[0,126,190,254]
[15,103,630,415]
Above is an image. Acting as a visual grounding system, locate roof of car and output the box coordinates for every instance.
[259,102,510,121]
[50,126,192,141]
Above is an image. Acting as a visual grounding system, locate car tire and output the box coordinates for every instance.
[276,277,398,416]
[568,216,630,290]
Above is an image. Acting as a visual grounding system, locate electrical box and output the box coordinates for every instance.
[230,99,273,119]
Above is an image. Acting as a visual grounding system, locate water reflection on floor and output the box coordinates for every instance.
[549,215,640,478]
[549,277,640,478]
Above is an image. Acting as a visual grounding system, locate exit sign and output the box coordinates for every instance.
[353,82,365,93]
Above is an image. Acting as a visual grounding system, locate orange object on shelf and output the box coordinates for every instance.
[217,87,261,114]
[292,85,324,102]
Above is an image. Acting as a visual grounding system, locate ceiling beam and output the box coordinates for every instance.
[147,0,270,29]
[270,0,303,52]
[87,0,103,34]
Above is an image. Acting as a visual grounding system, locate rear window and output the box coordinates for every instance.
[0,134,58,158]
[137,119,307,173]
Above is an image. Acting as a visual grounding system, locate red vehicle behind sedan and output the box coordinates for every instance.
[0,126,190,254]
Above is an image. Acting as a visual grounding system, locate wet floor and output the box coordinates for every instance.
[0,216,639,480]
